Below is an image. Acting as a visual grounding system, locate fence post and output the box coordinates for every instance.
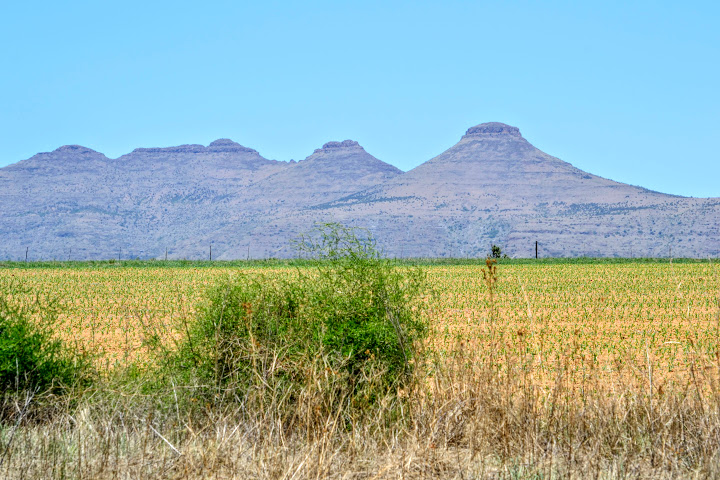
[535,241,538,259]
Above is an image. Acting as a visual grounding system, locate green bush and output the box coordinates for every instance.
[174,275,304,388]
[297,223,427,383]
[173,223,428,413]
[0,284,92,394]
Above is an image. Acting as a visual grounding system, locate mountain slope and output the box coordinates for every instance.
[239,140,401,210]
[178,140,403,258]
[1,124,718,260]
[326,123,668,209]
[274,123,720,258]
[0,138,404,259]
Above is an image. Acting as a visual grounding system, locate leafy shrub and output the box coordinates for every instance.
[173,223,428,415]
[174,275,304,388]
[0,283,92,394]
[296,223,427,383]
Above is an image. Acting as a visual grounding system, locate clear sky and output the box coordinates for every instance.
[1,1,718,197]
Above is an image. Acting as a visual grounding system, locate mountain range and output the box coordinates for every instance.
[1,122,718,260]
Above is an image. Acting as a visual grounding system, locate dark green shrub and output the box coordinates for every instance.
[173,223,428,413]
[174,275,305,388]
[297,223,427,384]
[0,284,92,394]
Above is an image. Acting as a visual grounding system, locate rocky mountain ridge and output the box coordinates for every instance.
[1,123,718,260]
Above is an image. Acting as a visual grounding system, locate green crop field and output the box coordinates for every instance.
[2,259,718,386]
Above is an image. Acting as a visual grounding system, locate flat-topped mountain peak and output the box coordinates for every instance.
[313,140,363,154]
[300,139,400,174]
[462,122,523,139]
[245,138,402,208]
[13,144,109,168]
[130,144,206,155]
[52,145,102,155]
[207,138,258,153]
[126,139,258,156]
[208,138,239,147]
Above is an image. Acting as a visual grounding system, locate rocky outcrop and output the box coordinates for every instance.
[463,122,522,138]
[314,140,362,152]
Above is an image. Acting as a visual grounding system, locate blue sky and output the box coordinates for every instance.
[1,1,718,197]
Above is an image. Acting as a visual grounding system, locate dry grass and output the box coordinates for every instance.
[3,340,720,479]
[1,261,720,478]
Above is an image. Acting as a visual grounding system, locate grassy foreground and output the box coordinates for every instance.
[1,252,720,478]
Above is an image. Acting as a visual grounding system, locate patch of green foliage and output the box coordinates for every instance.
[170,223,428,415]
[0,283,93,394]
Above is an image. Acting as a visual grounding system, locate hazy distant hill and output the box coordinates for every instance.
[1,123,718,260]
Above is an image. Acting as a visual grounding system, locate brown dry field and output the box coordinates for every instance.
[2,262,719,389]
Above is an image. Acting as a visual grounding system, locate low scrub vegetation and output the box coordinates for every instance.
[0,282,92,396]
[167,223,427,424]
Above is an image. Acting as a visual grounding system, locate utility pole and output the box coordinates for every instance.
[209,244,212,261]
[535,241,538,259]
[165,247,168,261]
[247,246,250,261]
[25,247,28,263]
